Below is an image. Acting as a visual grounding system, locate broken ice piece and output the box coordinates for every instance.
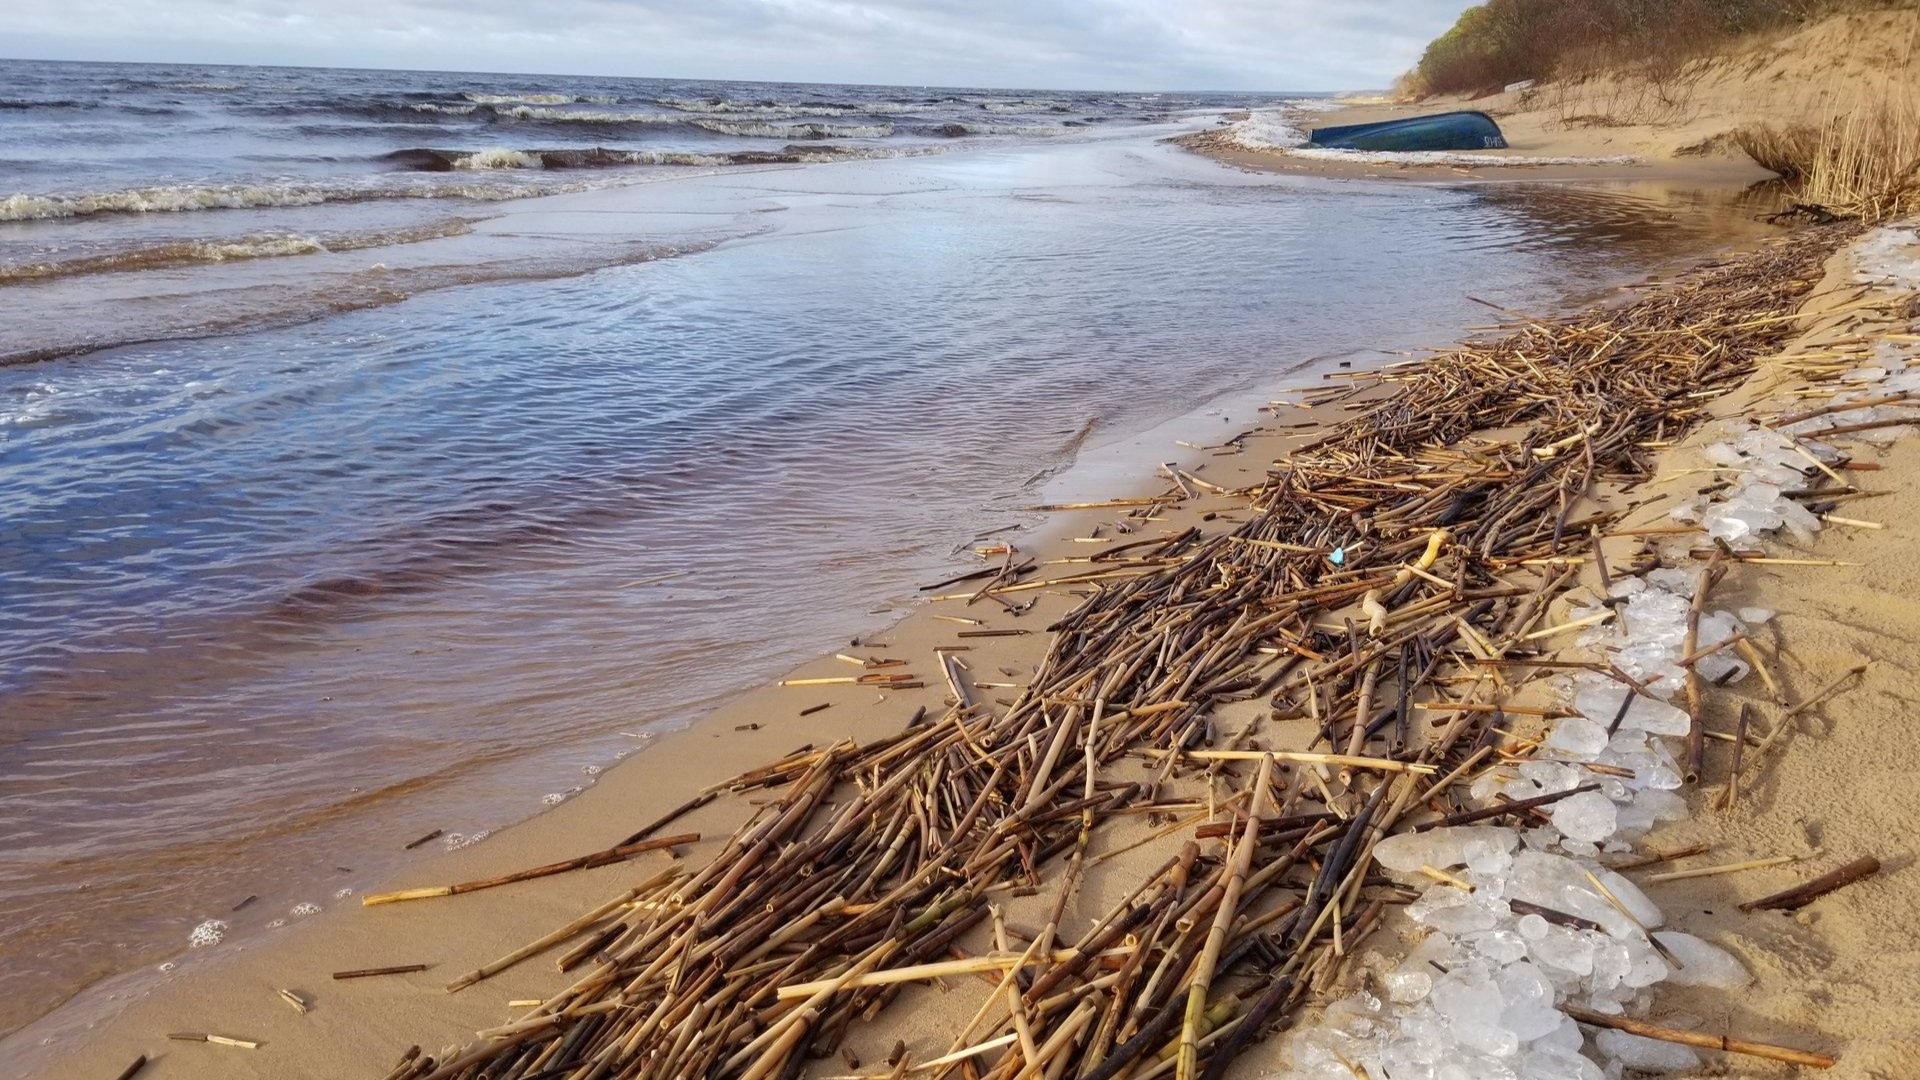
[1651,931,1751,989]
[1573,684,1690,737]
[1550,790,1618,843]
[1543,716,1608,758]
[1596,1028,1701,1072]
[1373,826,1518,874]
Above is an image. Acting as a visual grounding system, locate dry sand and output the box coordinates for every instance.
[1179,8,1920,187]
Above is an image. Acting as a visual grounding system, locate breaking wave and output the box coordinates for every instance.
[0,220,475,284]
[980,100,1066,113]
[1222,109,1308,151]
[654,96,938,117]
[390,144,932,172]
[454,148,546,170]
[688,118,892,139]
[462,92,619,105]
[0,181,554,222]
[409,103,480,116]
[496,105,681,124]
[920,122,1069,138]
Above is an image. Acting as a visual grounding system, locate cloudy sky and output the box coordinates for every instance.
[8,0,1473,90]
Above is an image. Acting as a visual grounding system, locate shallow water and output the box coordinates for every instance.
[0,120,1779,1038]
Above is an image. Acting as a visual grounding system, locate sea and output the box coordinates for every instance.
[0,58,1780,1047]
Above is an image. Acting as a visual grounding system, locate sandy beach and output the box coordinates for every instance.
[20,207,1920,1079]
[10,7,1920,1080]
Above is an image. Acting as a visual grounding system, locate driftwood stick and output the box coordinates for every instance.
[1563,1005,1836,1069]
[1739,856,1882,912]
[1410,783,1601,832]
[361,833,697,906]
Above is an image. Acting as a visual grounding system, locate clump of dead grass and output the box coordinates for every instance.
[1737,86,1920,221]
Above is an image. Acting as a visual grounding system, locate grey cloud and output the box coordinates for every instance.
[9,0,1474,90]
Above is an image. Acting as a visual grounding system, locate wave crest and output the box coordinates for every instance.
[689,118,892,139]
[497,105,678,124]
[0,181,553,222]
[462,92,618,105]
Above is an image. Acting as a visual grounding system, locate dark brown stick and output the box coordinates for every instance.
[1410,783,1601,832]
[334,964,431,980]
[1739,856,1881,912]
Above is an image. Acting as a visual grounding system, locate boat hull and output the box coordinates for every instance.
[1307,110,1508,152]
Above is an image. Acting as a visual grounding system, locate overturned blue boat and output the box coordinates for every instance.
[1307,110,1507,152]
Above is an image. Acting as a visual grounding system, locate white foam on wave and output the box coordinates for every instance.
[689,118,894,139]
[982,100,1063,113]
[0,180,557,222]
[1,185,332,221]
[454,148,544,170]
[463,92,617,106]
[656,97,936,117]
[409,102,480,115]
[1222,108,1308,150]
[192,235,329,260]
[499,105,678,124]
[942,122,1069,137]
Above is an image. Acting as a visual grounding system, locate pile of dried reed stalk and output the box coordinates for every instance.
[376,223,1858,1080]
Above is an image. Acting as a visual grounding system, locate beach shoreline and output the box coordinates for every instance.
[5,120,1791,1046]
[12,11,1920,1072]
[19,199,1920,1078]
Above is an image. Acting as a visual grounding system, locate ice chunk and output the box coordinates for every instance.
[1385,965,1433,1004]
[1528,925,1595,976]
[1433,970,1518,1056]
[1595,1028,1701,1072]
[1507,852,1663,937]
[1645,568,1696,594]
[1409,884,1500,934]
[1574,685,1690,737]
[1375,826,1518,874]
[1652,931,1751,989]
[1543,716,1609,758]
[1516,760,1583,796]
[1466,834,1516,877]
[1622,935,1671,987]
[1551,790,1618,843]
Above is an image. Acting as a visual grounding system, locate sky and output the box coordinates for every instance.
[6,0,1474,91]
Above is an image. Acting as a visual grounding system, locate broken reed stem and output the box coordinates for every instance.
[360,833,696,906]
[1563,1006,1835,1069]
[1739,856,1882,912]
